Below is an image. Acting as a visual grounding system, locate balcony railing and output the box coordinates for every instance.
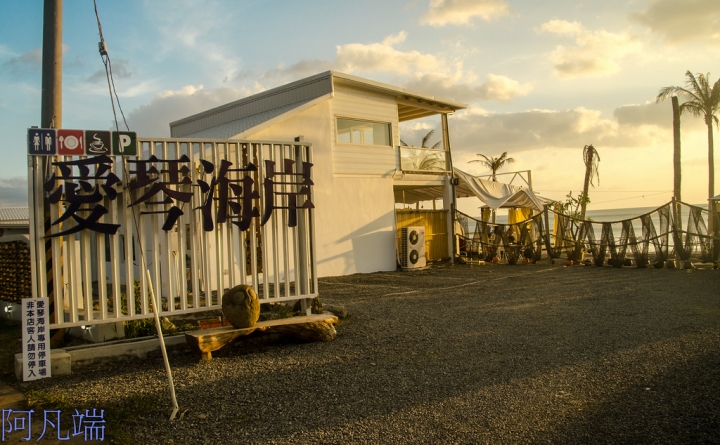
[399,146,449,173]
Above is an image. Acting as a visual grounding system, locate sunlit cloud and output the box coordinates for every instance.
[334,31,443,75]
[539,20,644,78]
[631,0,720,46]
[613,101,705,131]
[261,31,446,80]
[448,104,691,158]
[420,0,511,27]
[124,84,258,137]
[405,72,532,102]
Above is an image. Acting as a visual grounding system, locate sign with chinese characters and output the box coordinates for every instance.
[27,128,137,156]
[21,297,50,381]
[27,138,318,329]
[1,408,105,441]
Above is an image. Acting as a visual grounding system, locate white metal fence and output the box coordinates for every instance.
[28,138,317,328]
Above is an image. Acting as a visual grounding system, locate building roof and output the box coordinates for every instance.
[170,71,467,138]
[0,207,29,227]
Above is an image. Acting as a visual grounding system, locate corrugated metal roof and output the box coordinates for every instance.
[171,73,334,137]
[0,207,29,226]
[181,98,320,139]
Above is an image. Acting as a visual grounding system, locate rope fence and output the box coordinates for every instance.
[456,200,717,267]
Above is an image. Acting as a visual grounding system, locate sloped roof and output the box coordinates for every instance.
[179,98,322,139]
[170,71,467,138]
[0,207,29,227]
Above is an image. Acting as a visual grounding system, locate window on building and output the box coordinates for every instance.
[336,118,391,146]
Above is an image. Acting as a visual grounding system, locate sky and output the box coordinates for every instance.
[1,0,719,212]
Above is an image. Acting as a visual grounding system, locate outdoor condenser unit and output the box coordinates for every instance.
[400,226,426,269]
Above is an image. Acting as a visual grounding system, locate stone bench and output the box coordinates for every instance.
[184,313,339,360]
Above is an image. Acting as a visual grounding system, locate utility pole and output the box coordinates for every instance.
[42,0,62,128]
[40,0,62,337]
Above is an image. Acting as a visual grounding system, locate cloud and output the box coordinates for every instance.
[260,59,334,82]
[86,59,134,83]
[124,85,253,137]
[448,105,681,160]
[539,20,644,78]
[405,72,532,101]
[614,101,706,131]
[2,48,41,77]
[144,0,242,84]
[420,0,510,27]
[256,32,443,81]
[451,107,617,154]
[334,31,443,75]
[259,33,529,105]
[0,177,29,207]
[631,0,720,45]
[2,44,82,79]
[263,31,446,80]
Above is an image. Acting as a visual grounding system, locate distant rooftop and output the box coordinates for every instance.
[0,207,29,227]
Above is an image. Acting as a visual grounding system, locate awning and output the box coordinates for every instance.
[394,169,546,212]
[452,169,546,211]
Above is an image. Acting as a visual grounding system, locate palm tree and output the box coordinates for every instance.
[580,144,600,220]
[469,151,515,181]
[657,71,720,200]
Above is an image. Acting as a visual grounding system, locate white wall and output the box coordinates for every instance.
[332,84,399,176]
[249,99,398,278]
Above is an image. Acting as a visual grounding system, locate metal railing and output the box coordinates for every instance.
[28,138,317,328]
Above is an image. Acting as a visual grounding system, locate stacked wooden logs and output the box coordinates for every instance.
[0,241,31,303]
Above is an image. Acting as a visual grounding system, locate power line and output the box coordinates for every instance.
[92,0,178,420]
[93,0,128,132]
[534,189,672,193]
[592,191,670,205]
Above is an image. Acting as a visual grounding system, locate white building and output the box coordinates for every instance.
[171,71,467,278]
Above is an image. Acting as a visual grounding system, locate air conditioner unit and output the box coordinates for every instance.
[400,226,426,269]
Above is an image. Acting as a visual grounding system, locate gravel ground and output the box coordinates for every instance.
[20,263,720,444]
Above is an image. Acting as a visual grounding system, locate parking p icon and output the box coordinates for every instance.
[112,131,137,156]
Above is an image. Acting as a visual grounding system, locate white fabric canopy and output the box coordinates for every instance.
[452,168,546,211]
[393,169,546,211]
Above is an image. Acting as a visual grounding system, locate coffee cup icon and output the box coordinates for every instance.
[88,133,106,153]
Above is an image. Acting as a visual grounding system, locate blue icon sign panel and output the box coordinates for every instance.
[28,129,57,155]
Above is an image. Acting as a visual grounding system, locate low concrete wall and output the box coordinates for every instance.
[15,334,188,381]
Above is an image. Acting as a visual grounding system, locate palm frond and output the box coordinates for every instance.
[421,130,435,148]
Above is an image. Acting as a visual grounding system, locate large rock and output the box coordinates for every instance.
[222,285,260,328]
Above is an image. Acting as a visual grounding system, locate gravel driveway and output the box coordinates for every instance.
[22,263,720,444]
